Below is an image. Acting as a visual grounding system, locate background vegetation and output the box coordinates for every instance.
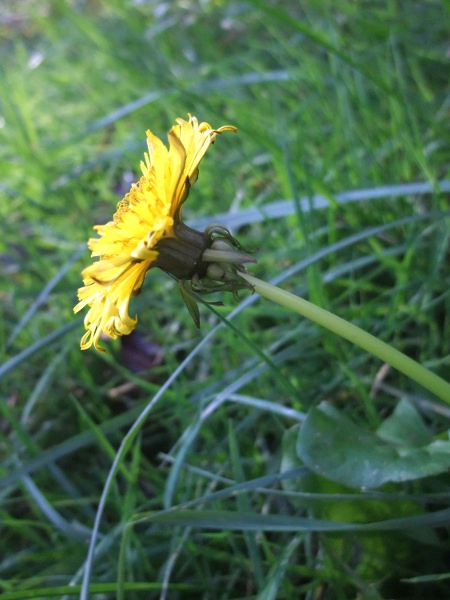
[1,0,449,598]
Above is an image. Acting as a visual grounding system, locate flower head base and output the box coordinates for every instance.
[74,115,236,352]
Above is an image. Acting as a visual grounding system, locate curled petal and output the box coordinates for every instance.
[75,261,150,352]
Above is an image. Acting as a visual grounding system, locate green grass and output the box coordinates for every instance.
[1,1,450,598]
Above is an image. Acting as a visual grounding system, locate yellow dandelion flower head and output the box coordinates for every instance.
[74,115,236,352]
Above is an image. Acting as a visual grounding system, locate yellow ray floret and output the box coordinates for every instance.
[74,115,236,352]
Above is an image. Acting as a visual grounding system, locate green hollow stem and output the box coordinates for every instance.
[238,272,450,405]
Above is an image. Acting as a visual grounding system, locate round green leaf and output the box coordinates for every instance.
[297,402,450,489]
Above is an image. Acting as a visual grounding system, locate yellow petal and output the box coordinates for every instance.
[75,260,150,351]
[74,114,236,351]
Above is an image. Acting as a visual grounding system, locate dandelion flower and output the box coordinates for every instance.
[74,115,236,352]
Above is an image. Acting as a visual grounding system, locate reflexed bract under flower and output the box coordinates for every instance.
[74,115,236,352]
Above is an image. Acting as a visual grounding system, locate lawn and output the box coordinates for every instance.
[1,1,450,598]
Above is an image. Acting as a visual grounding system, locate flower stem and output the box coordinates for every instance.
[238,272,450,405]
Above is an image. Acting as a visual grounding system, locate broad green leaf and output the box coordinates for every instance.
[297,402,450,489]
[281,425,430,580]
[377,398,432,446]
